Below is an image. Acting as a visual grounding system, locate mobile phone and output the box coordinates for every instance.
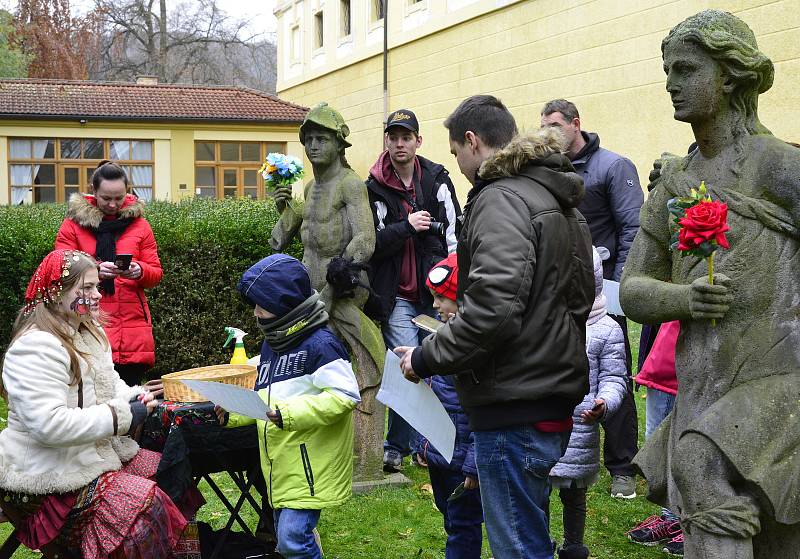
[412,314,445,333]
[114,254,133,271]
[447,481,466,502]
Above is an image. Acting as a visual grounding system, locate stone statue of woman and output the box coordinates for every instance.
[620,10,800,559]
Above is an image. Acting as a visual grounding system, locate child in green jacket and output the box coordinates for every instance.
[216,254,361,558]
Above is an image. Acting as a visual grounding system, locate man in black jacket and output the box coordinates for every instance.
[364,109,461,471]
[397,95,594,559]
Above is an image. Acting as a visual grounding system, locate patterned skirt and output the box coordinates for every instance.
[3,449,201,559]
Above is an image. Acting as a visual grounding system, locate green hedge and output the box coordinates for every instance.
[0,198,303,375]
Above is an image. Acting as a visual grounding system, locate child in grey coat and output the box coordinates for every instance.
[550,247,628,559]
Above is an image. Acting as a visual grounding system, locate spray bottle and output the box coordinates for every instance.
[224,327,249,365]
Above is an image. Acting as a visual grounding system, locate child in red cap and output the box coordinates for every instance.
[414,252,484,559]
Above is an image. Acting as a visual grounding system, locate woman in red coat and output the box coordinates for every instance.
[55,161,163,385]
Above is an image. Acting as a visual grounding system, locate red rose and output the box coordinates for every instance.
[677,200,730,251]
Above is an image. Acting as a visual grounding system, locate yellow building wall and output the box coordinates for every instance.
[278,0,800,202]
[0,120,303,204]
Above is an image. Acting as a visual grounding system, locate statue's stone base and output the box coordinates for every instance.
[352,471,412,495]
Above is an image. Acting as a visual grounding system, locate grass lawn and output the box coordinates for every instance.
[0,323,667,558]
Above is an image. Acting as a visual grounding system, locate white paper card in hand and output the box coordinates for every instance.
[377,350,456,462]
[180,380,272,420]
[603,279,624,316]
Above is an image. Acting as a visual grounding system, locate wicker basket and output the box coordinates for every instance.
[162,364,258,403]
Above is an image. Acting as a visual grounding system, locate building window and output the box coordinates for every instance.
[314,10,324,49]
[372,0,385,21]
[291,25,301,61]
[194,141,287,200]
[340,0,351,37]
[8,137,154,205]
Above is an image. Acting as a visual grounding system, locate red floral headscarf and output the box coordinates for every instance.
[24,249,93,315]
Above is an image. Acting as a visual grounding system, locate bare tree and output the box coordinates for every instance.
[93,0,277,92]
[14,0,102,79]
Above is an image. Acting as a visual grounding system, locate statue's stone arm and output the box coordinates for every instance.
[341,175,377,264]
[269,185,305,251]
[621,201,733,325]
[620,182,695,324]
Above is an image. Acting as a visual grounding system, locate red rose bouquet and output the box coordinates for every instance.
[667,181,730,325]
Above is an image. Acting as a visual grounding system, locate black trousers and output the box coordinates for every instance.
[114,362,151,387]
[559,486,588,547]
[601,314,639,477]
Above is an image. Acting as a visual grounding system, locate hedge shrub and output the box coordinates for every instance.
[0,198,303,376]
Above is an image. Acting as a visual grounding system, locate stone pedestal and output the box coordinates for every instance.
[352,471,411,495]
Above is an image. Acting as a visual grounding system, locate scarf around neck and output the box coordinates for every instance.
[257,291,329,353]
[92,217,134,295]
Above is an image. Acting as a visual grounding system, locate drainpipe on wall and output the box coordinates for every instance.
[382,0,389,147]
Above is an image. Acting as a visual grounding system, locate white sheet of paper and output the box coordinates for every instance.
[377,350,456,463]
[180,380,272,420]
[603,279,624,316]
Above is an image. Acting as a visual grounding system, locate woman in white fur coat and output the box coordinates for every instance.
[0,249,195,558]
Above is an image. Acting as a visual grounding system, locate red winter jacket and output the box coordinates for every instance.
[54,194,163,367]
[635,320,679,395]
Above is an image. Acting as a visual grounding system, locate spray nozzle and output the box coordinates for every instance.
[224,326,248,348]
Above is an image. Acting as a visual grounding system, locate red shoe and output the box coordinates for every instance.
[628,519,681,546]
[626,514,663,535]
[663,532,684,556]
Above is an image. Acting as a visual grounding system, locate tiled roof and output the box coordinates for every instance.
[0,79,308,123]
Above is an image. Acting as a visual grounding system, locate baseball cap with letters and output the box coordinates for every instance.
[384,109,419,134]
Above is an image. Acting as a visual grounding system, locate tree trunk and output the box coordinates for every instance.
[158,0,166,82]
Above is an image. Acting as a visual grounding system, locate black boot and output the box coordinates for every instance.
[558,543,590,559]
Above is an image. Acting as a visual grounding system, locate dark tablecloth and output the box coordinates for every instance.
[141,401,261,502]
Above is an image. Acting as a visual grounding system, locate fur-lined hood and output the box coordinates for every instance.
[66,193,145,229]
[478,127,585,209]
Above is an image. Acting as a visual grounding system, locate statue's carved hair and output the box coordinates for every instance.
[662,9,774,137]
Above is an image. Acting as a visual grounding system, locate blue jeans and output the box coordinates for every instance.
[645,387,676,440]
[273,508,322,559]
[383,299,432,456]
[474,427,569,559]
[428,464,484,559]
[645,387,679,521]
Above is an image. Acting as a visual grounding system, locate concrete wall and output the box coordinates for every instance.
[277,0,800,202]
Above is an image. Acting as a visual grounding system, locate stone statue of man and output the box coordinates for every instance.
[620,10,800,559]
[271,102,386,481]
